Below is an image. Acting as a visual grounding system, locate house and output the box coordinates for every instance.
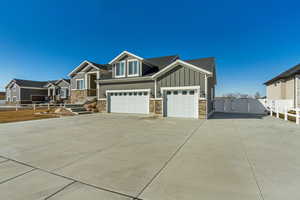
[264,63,300,108]
[45,79,71,103]
[5,78,70,104]
[0,92,5,100]
[70,51,216,119]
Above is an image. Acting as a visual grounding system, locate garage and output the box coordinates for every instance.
[107,89,150,114]
[163,87,199,119]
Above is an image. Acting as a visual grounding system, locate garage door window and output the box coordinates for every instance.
[143,92,148,95]
[182,91,187,95]
[173,91,178,95]
[189,91,195,95]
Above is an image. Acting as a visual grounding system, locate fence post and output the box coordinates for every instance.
[64,103,66,108]
[296,109,299,125]
[33,104,36,111]
[284,106,288,121]
[48,103,50,110]
[270,104,273,116]
[247,101,250,113]
[276,104,279,118]
[15,104,18,111]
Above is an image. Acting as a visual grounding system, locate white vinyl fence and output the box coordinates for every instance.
[214,98,267,114]
[0,103,67,111]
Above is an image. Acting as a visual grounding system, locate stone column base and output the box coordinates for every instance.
[199,99,207,119]
[97,99,107,113]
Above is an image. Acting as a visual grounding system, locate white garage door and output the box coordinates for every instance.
[108,90,149,114]
[165,89,198,118]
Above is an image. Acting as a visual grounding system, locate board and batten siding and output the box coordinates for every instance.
[6,84,21,101]
[71,73,85,89]
[297,76,300,107]
[156,65,206,98]
[98,80,155,98]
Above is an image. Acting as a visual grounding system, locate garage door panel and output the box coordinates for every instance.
[165,89,198,118]
[109,91,149,114]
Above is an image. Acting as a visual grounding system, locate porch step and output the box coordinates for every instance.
[65,104,92,115]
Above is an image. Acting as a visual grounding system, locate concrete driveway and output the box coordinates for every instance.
[0,113,299,200]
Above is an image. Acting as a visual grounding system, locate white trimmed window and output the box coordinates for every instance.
[76,79,85,90]
[60,88,68,98]
[115,61,125,77]
[128,60,139,76]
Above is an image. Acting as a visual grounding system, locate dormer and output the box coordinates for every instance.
[109,51,144,78]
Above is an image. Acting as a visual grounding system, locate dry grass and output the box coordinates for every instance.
[0,108,59,123]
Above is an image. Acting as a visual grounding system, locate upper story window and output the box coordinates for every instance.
[115,61,125,78]
[128,60,139,76]
[76,79,85,90]
[13,85,17,92]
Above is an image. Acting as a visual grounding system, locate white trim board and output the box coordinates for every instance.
[68,60,100,77]
[106,89,151,96]
[152,59,212,79]
[109,51,144,64]
[160,86,201,92]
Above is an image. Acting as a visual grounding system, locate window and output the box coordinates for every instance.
[76,79,85,90]
[128,60,139,76]
[60,88,68,98]
[115,61,125,77]
[182,91,187,95]
[211,88,214,100]
[13,85,17,92]
[189,90,195,95]
[173,91,178,95]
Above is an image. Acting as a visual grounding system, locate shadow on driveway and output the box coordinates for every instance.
[210,112,266,119]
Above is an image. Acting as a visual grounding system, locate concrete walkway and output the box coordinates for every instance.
[0,113,299,200]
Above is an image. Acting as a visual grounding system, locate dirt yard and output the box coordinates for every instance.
[0,108,59,123]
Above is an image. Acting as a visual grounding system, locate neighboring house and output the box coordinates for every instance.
[0,92,5,100]
[5,78,70,104]
[69,51,216,119]
[264,63,300,108]
[68,61,109,104]
[45,79,71,103]
[0,92,5,104]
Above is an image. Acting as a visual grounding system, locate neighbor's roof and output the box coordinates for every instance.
[264,63,300,85]
[184,57,215,73]
[143,55,179,69]
[13,79,51,88]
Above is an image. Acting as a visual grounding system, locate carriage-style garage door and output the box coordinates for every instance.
[164,88,199,119]
[108,90,150,114]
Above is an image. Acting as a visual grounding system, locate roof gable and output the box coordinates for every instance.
[152,59,213,79]
[264,63,300,85]
[108,51,143,64]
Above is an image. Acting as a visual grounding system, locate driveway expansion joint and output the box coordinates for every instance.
[136,121,206,198]
[0,155,142,199]
[0,168,36,185]
[44,181,77,200]
[232,119,265,200]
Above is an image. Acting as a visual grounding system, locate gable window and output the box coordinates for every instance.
[76,79,85,90]
[128,60,139,76]
[115,61,125,78]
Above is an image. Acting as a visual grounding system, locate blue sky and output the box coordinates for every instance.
[1,0,300,96]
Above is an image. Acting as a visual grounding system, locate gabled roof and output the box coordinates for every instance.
[11,79,50,88]
[108,51,144,64]
[264,63,300,85]
[143,55,179,69]
[184,57,215,73]
[55,78,70,85]
[151,59,213,79]
[68,60,108,77]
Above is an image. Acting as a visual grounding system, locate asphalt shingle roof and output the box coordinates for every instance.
[14,79,52,88]
[184,57,215,73]
[264,64,300,85]
[143,55,179,69]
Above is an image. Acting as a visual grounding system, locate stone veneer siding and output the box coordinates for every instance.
[97,100,107,112]
[198,99,207,119]
[149,99,163,115]
[71,90,86,104]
